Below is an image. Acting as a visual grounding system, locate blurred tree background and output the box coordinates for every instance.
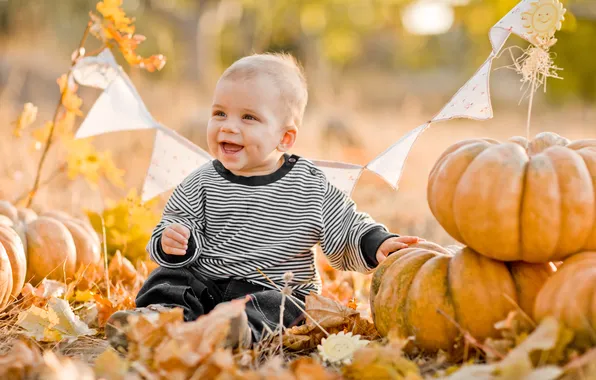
[0,0,595,241]
[1,0,595,110]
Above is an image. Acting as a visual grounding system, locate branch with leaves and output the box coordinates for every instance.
[12,0,166,208]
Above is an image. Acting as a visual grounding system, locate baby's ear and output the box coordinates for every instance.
[278,125,298,152]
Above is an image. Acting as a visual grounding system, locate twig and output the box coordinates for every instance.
[255,268,329,336]
[13,164,67,204]
[97,213,110,300]
[502,293,536,329]
[26,22,92,207]
[436,309,505,360]
[526,77,537,142]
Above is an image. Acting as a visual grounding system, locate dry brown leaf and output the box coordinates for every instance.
[290,356,341,380]
[305,293,360,329]
[444,317,565,380]
[126,307,184,364]
[342,341,422,380]
[94,348,130,380]
[258,355,297,379]
[0,340,43,378]
[47,297,97,341]
[154,298,248,375]
[109,250,140,287]
[188,349,254,380]
[39,350,95,380]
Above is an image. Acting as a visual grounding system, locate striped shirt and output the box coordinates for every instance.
[147,154,395,298]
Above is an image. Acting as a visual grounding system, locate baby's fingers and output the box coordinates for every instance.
[171,224,191,239]
[395,236,421,244]
[163,235,187,250]
[163,245,187,256]
[164,226,189,245]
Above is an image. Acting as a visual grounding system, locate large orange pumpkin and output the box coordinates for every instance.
[427,132,596,263]
[534,251,596,348]
[370,242,555,352]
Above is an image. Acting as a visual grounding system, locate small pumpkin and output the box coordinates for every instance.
[25,217,77,285]
[427,132,596,263]
[0,243,13,310]
[370,242,554,352]
[0,225,26,298]
[0,200,18,223]
[17,208,37,224]
[534,251,596,348]
[41,211,101,270]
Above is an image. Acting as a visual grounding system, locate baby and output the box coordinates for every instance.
[106,53,419,351]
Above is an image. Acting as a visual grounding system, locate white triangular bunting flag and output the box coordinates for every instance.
[489,0,565,52]
[490,0,532,52]
[142,129,213,202]
[311,160,363,197]
[365,123,430,189]
[432,57,494,122]
[75,75,157,139]
[72,48,119,89]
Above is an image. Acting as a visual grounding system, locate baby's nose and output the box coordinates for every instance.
[220,122,240,133]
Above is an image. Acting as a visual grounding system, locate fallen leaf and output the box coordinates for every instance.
[443,317,565,380]
[16,297,96,342]
[499,316,560,368]
[153,298,249,375]
[290,356,341,380]
[126,307,184,364]
[94,348,130,380]
[39,350,95,380]
[16,305,61,341]
[13,102,38,137]
[305,293,359,329]
[48,297,97,341]
[0,340,43,378]
[342,341,422,380]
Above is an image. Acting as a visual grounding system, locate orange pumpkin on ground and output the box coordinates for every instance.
[370,242,555,352]
[0,225,27,299]
[25,217,77,285]
[427,132,596,263]
[534,251,596,348]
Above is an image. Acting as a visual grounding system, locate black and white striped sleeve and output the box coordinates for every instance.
[146,176,206,268]
[319,182,396,273]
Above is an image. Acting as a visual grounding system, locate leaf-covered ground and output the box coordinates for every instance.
[0,248,595,380]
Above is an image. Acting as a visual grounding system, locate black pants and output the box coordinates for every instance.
[135,266,305,342]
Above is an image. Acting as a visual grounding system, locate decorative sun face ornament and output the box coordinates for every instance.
[522,0,566,47]
[317,331,369,365]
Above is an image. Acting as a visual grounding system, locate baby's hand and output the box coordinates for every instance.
[161,223,190,255]
[376,236,421,265]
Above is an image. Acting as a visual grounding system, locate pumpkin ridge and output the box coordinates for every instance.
[549,148,594,257]
[374,251,436,336]
[449,143,489,242]
[576,149,596,250]
[517,159,529,261]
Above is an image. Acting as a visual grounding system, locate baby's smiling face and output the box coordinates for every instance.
[206,73,297,177]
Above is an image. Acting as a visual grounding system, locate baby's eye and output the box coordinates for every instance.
[213,110,226,117]
[243,114,258,121]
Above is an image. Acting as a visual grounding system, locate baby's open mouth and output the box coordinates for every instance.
[220,142,244,154]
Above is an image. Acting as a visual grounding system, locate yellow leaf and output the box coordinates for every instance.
[73,290,95,303]
[13,103,38,137]
[97,0,134,34]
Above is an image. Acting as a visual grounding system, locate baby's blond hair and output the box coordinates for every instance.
[219,52,308,128]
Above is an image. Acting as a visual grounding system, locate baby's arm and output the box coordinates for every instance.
[146,177,206,268]
[319,181,411,273]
